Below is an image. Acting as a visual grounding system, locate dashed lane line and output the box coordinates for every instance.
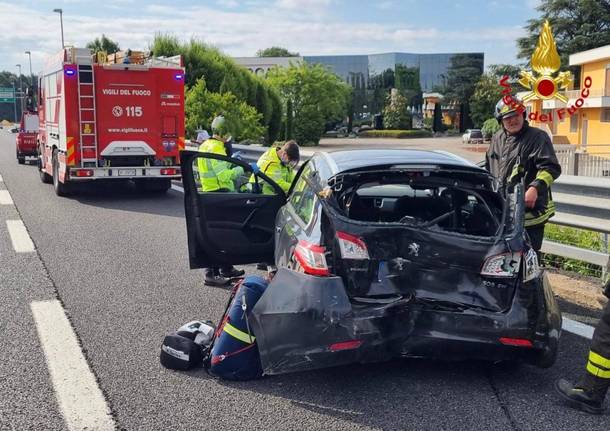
[0,189,14,205]
[30,300,116,431]
[171,184,184,193]
[6,220,35,253]
[170,182,597,341]
[562,317,595,340]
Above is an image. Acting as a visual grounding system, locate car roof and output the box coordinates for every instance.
[314,148,485,176]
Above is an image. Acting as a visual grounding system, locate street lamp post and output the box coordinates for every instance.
[15,64,22,114]
[25,51,33,86]
[53,8,64,48]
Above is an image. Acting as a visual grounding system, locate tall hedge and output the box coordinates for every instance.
[152,34,281,143]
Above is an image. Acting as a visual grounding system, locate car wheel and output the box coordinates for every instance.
[52,149,70,196]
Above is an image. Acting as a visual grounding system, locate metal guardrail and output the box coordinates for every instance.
[208,144,610,278]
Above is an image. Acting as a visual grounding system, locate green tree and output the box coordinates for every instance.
[256,47,299,57]
[185,79,265,141]
[86,34,120,54]
[481,118,501,138]
[383,92,412,129]
[517,0,610,67]
[267,63,351,145]
[432,103,444,132]
[469,64,525,127]
[152,34,282,144]
[469,74,505,128]
[442,54,484,131]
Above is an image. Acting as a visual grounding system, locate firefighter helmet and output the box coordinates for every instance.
[211,115,229,136]
[495,96,526,122]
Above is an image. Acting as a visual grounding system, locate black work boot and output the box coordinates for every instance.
[204,270,231,287]
[219,266,245,279]
[555,376,608,415]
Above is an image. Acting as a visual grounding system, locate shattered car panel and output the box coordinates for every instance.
[252,267,560,375]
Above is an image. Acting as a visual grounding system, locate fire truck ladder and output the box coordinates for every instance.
[76,62,98,166]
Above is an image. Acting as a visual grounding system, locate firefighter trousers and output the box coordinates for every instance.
[582,300,610,395]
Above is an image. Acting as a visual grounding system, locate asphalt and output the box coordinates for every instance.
[0,131,609,430]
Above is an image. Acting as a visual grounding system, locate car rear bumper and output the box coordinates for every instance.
[251,268,561,375]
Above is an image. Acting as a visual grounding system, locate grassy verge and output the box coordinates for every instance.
[543,224,608,277]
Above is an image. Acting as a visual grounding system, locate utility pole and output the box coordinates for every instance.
[25,51,33,86]
[12,82,17,123]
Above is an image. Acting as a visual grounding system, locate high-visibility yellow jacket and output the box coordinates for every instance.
[197,138,241,192]
[250,147,295,194]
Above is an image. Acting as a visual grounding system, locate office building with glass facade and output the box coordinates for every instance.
[234,51,484,120]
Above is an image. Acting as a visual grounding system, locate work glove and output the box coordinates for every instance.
[249,162,260,174]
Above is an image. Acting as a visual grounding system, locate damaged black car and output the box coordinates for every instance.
[181,149,561,376]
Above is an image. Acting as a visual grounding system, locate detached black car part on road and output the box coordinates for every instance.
[181,149,561,376]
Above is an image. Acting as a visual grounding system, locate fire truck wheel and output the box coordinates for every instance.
[52,150,71,197]
[38,148,52,184]
[17,150,25,165]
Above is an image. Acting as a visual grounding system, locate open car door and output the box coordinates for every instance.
[180,150,287,269]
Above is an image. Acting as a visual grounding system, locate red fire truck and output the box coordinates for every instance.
[37,48,185,196]
[16,111,39,164]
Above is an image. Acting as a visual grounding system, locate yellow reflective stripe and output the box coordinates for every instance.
[524,200,555,227]
[587,361,610,379]
[589,351,610,369]
[223,322,255,344]
[536,170,554,187]
[509,164,523,181]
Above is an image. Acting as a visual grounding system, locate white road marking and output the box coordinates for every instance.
[0,190,13,205]
[562,317,595,340]
[6,220,35,252]
[30,300,115,431]
[171,184,184,193]
[0,174,3,182]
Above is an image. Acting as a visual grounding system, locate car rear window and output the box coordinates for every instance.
[328,171,503,237]
[470,130,483,138]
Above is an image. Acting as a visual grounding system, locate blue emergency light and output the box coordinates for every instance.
[65,69,76,76]
[174,73,184,80]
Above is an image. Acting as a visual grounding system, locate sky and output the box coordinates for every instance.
[0,0,542,76]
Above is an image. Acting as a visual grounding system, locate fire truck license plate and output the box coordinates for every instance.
[118,169,137,176]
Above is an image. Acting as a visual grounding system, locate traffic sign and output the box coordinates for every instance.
[0,87,15,103]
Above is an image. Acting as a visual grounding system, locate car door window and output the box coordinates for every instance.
[289,166,316,225]
[191,156,278,195]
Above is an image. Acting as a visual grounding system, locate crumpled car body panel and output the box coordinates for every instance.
[251,268,561,376]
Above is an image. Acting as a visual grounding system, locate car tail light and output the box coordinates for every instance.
[499,337,533,348]
[523,248,540,282]
[73,169,93,177]
[336,231,369,260]
[481,252,521,277]
[160,168,178,175]
[294,240,329,276]
[329,340,363,352]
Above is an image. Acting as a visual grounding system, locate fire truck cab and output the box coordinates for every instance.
[37,47,185,196]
